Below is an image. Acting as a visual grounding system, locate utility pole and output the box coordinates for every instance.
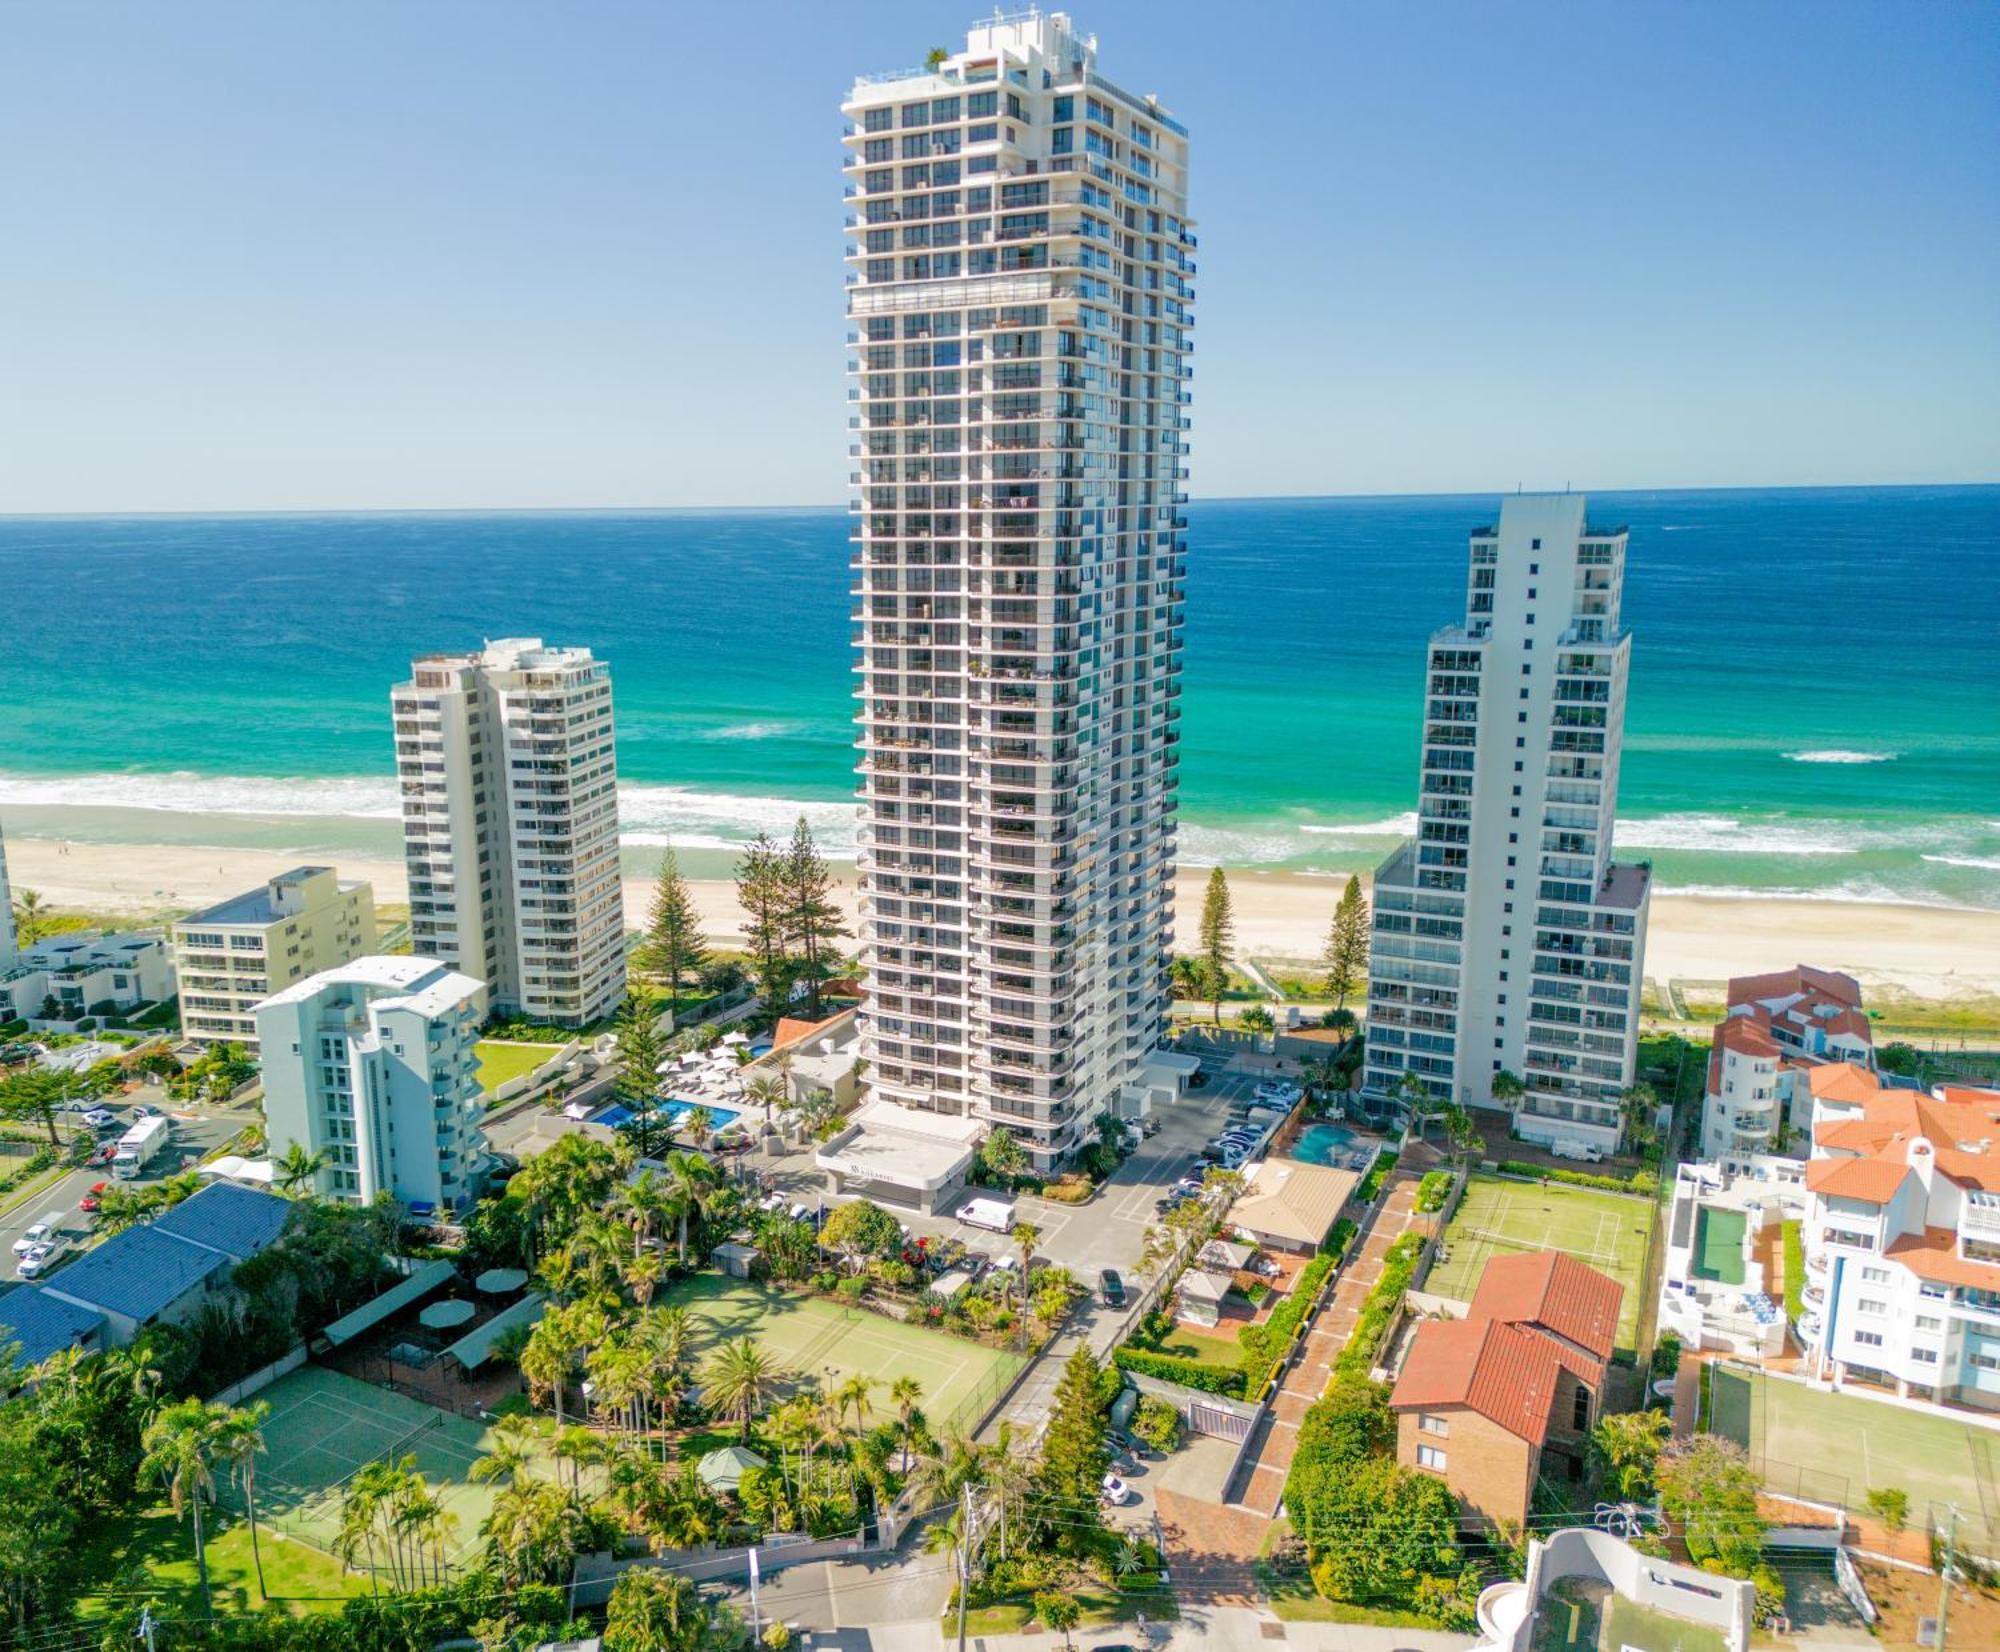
[748,1546,761,1647]
[1935,1505,1958,1652]
[956,1482,976,1652]
[135,1606,156,1652]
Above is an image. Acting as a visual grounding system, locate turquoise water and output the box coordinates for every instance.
[1290,1124,1356,1165]
[1,486,1995,908]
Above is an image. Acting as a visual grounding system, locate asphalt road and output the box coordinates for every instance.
[0,1082,263,1283]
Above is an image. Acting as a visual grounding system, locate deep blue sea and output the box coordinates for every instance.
[1,486,1996,908]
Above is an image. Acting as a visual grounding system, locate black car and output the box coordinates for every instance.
[1099,1268,1126,1307]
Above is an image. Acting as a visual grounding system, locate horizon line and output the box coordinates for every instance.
[2,477,1996,522]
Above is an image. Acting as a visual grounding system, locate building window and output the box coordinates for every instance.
[1857,1298,1888,1316]
[1911,1347,1938,1364]
[1853,1331,1884,1348]
[1416,1444,1447,1471]
[1860,1266,1891,1283]
[1572,1384,1591,1431]
[1419,1414,1449,1436]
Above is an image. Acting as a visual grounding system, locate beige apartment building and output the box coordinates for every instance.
[172,866,375,1049]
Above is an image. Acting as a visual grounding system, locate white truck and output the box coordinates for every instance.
[112,1114,174,1180]
[956,1195,1017,1233]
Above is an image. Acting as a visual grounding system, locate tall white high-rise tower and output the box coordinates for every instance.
[1364,496,1651,1154]
[844,13,1193,1165]
[0,817,15,965]
[392,640,625,1028]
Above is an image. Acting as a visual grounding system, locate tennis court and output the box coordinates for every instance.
[1424,1174,1653,1356]
[219,1365,538,1561]
[662,1274,1025,1434]
[1710,1363,2000,1529]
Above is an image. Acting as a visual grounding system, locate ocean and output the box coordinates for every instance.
[1,485,1996,910]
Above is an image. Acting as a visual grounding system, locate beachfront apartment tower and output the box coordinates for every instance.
[172,866,376,1050]
[254,956,490,1212]
[0,818,14,964]
[843,13,1192,1168]
[393,640,625,1028]
[1364,495,1651,1155]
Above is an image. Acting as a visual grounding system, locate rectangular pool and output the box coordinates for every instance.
[588,1099,743,1133]
[1695,1205,1748,1285]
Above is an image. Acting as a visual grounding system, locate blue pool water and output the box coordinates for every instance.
[1291,1123,1355,1166]
[588,1099,743,1132]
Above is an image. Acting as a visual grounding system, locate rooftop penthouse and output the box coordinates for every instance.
[1701,964,1874,1166]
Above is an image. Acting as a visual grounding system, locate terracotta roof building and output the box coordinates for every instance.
[1390,1252,1624,1527]
[1800,1070,2000,1411]
[1700,963,1875,1166]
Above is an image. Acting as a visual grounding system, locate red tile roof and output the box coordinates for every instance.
[1470,1249,1622,1363]
[1810,1082,2000,1196]
[1390,1317,1566,1446]
[1728,965,1863,1011]
[1885,1225,2000,1289]
[1804,1155,1911,1202]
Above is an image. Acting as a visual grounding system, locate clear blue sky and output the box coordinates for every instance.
[3,0,1995,511]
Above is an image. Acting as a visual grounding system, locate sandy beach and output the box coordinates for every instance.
[10,835,1999,1011]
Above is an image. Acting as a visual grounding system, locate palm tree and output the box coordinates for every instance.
[274,1141,330,1198]
[702,1341,784,1442]
[744,1073,788,1133]
[889,1375,925,1473]
[663,1149,721,1265]
[616,1168,674,1258]
[1490,1068,1526,1113]
[1011,1221,1041,1347]
[137,1398,236,1616]
[10,888,49,947]
[834,1373,874,1433]
[471,1412,543,1486]
[623,1249,665,1308]
[215,1401,271,1598]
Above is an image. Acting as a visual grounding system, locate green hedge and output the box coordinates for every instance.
[1356,1150,1400,1206]
[1239,1252,1336,1396]
[1415,1171,1451,1213]
[1323,1216,1358,1258]
[1333,1232,1426,1380]
[1112,1343,1247,1397]
[1496,1159,1657,1197]
[1781,1220,1805,1321]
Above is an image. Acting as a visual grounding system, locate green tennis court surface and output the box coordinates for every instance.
[218,1365,539,1561]
[1710,1364,2000,1525]
[1694,1206,1747,1284]
[661,1274,1025,1433]
[1424,1174,1652,1356]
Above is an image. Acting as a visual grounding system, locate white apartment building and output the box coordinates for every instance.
[393,640,625,1028]
[1800,1067,2000,1413]
[843,13,1192,1166]
[172,866,376,1049]
[1364,495,1651,1153]
[0,818,15,965]
[255,956,490,1213]
[1700,964,1874,1165]
[0,931,175,1025]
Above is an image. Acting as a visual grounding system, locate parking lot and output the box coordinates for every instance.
[0,1086,262,1283]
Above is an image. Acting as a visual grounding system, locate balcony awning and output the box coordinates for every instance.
[321,1259,457,1348]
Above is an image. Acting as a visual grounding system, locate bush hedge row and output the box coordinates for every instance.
[1112,1343,1247,1397]
[1333,1231,1426,1380]
[1495,1159,1657,1196]
[1239,1251,1337,1396]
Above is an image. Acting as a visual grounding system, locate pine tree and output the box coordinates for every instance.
[1199,866,1234,1026]
[734,832,792,1003]
[781,815,849,1020]
[613,990,666,1158]
[1033,1345,1112,1546]
[644,847,708,1011]
[1323,876,1370,1012]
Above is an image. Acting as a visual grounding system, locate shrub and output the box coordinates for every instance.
[1322,1216,1358,1258]
[1649,1331,1682,1381]
[1356,1150,1400,1205]
[1865,1486,1909,1534]
[1133,1395,1183,1453]
[1333,1232,1424,1380]
[1496,1158,1656,1196]
[1415,1170,1451,1213]
[1112,1344,1246,1397]
[1238,1252,1335,1395]
[834,1274,869,1302]
[1041,1174,1095,1205]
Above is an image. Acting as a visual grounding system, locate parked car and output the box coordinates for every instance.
[78,1182,108,1214]
[12,1218,58,1257]
[1254,1080,1301,1104]
[1101,1472,1133,1506]
[132,1104,163,1120]
[1099,1268,1126,1308]
[82,1109,118,1132]
[16,1243,61,1280]
[90,1142,118,1167]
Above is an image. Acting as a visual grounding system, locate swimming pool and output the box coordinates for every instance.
[1290,1123,1355,1165]
[588,1099,743,1133]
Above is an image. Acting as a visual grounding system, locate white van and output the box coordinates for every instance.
[1550,1141,1604,1164]
[13,1213,63,1257]
[957,1196,1017,1233]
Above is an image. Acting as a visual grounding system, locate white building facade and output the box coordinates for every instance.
[393,640,625,1028]
[1364,495,1650,1153]
[255,956,490,1212]
[172,866,376,1050]
[843,13,1193,1167]
[1800,1070,2000,1412]
[1700,965,1874,1165]
[0,818,15,965]
[0,931,175,1026]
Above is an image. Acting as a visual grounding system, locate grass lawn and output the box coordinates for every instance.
[75,1508,367,1618]
[1152,1326,1245,1371]
[661,1273,1025,1435]
[1260,1571,1434,1628]
[474,1038,561,1094]
[1602,1592,1730,1652]
[1710,1364,1999,1518]
[1425,1173,1653,1356]
[960,1587,1179,1634]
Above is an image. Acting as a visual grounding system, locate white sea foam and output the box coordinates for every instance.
[1923,853,2000,873]
[1783,749,1897,765]
[0,769,406,819]
[1298,813,1420,838]
[1612,812,1955,857]
[1656,880,1994,913]
[700,721,805,742]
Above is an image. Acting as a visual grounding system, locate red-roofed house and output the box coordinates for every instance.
[1801,1070,2000,1411]
[1390,1253,1625,1526]
[1701,964,1875,1166]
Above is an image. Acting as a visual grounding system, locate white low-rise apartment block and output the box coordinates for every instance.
[172,866,376,1050]
[0,931,174,1026]
[0,818,15,963]
[394,639,625,1028]
[843,12,1193,1166]
[1364,495,1650,1153]
[1800,1065,2000,1412]
[1701,964,1873,1166]
[255,956,491,1213]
